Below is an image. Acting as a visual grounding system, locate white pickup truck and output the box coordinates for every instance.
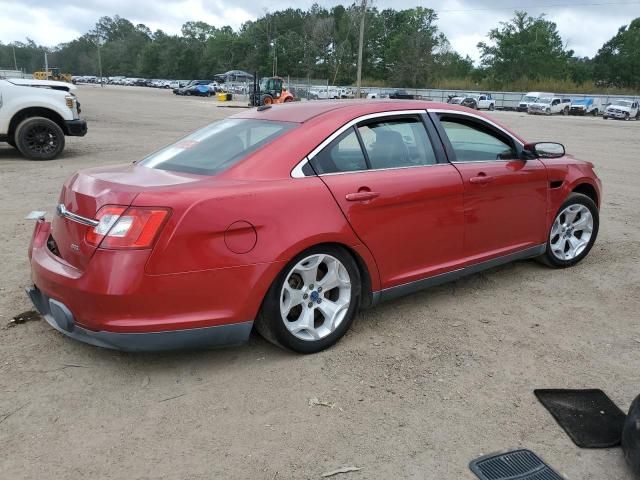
[603,99,640,120]
[527,96,572,115]
[0,78,87,160]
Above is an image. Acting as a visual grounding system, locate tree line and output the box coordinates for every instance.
[1,6,638,91]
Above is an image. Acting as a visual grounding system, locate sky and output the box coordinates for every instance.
[1,0,640,62]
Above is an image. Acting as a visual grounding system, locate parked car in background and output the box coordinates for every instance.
[26,100,601,354]
[448,93,495,110]
[310,86,341,100]
[569,98,601,116]
[528,96,571,115]
[518,92,554,112]
[603,99,639,120]
[0,78,87,160]
[169,80,189,89]
[389,90,422,100]
[173,80,212,95]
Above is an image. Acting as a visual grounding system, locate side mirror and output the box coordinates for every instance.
[524,142,565,159]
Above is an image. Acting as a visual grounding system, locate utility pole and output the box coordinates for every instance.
[12,45,18,70]
[356,0,367,99]
[97,41,103,86]
[44,51,49,78]
[95,27,104,87]
[270,39,277,77]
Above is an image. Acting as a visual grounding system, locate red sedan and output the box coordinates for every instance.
[27,101,601,353]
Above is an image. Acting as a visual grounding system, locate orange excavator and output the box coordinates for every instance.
[249,76,294,107]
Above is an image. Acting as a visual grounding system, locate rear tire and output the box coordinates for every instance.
[538,193,599,268]
[15,117,65,161]
[261,94,274,105]
[255,245,361,353]
[489,103,495,111]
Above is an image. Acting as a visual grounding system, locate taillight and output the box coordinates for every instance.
[86,205,170,249]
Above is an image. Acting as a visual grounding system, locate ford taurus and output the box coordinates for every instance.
[27,101,602,353]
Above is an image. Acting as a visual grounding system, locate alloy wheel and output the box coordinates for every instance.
[550,204,594,261]
[280,254,351,341]
[24,125,59,156]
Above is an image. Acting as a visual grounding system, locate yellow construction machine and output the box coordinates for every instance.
[33,68,72,83]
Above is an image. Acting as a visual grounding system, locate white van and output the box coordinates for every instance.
[518,92,554,112]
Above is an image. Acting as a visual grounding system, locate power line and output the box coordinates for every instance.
[435,1,640,14]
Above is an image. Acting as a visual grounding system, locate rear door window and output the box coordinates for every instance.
[140,119,294,175]
[357,117,437,169]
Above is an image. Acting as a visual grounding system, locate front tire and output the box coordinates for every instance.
[15,117,65,160]
[539,193,599,268]
[255,246,361,353]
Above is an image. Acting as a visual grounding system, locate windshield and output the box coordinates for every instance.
[140,119,295,175]
[522,95,538,103]
[611,100,633,107]
[537,97,552,104]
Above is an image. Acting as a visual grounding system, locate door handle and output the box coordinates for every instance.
[469,174,495,185]
[345,191,380,202]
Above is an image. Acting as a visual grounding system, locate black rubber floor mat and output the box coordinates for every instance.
[469,449,563,480]
[534,388,626,448]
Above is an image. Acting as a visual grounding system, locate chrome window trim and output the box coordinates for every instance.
[56,204,99,227]
[311,162,451,177]
[429,108,525,147]
[290,109,428,178]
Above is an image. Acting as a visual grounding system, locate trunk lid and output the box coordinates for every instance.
[51,164,203,270]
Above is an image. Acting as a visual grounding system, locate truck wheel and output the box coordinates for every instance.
[624,112,630,121]
[15,117,65,161]
[489,103,495,111]
[563,107,569,115]
[592,109,598,116]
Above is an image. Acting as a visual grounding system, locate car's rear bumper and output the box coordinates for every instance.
[64,119,87,136]
[26,285,252,351]
[26,219,274,351]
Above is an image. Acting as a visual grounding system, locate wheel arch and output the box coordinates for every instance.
[572,182,599,208]
[256,240,378,318]
[9,107,67,139]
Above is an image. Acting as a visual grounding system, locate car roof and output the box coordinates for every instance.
[233,100,477,123]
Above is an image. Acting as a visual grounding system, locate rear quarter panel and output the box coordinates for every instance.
[136,177,380,289]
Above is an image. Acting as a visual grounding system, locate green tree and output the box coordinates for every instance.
[477,11,573,85]
[593,18,640,88]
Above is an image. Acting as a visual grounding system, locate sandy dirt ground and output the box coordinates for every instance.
[1,86,639,480]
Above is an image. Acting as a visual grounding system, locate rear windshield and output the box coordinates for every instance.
[139,119,295,175]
